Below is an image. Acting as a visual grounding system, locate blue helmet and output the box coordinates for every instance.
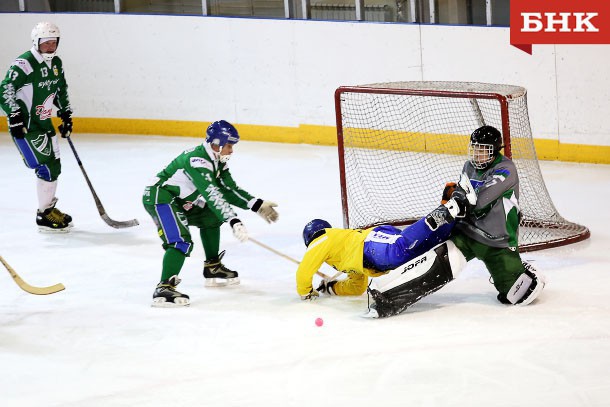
[303,219,332,247]
[206,120,240,147]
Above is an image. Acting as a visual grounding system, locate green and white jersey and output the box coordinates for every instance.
[0,47,71,135]
[145,143,256,223]
[455,154,521,249]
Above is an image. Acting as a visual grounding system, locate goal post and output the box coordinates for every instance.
[334,81,589,252]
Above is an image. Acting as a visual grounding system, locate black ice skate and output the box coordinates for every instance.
[36,198,73,233]
[49,197,73,225]
[152,275,190,307]
[52,207,72,225]
[203,250,240,287]
[36,207,72,233]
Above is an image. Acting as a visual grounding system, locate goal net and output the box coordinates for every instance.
[335,81,589,252]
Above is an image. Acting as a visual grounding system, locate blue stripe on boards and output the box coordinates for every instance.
[156,204,191,254]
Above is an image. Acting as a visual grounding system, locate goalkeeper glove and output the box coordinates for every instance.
[251,199,279,223]
[8,110,26,139]
[441,182,456,204]
[229,218,248,242]
[450,188,471,218]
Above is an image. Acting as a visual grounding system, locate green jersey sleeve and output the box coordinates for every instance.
[218,165,255,210]
[0,58,29,115]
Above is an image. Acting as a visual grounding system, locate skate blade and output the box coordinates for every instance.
[360,308,379,319]
[151,297,190,308]
[38,224,73,233]
[204,277,240,287]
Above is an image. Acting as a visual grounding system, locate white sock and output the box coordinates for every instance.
[37,179,58,212]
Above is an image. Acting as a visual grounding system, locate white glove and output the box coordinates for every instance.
[301,289,319,301]
[252,199,279,223]
[229,218,249,242]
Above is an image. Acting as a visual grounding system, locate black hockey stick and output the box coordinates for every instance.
[66,134,139,229]
[1,255,65,295]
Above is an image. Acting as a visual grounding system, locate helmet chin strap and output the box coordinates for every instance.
[40,52,56,62]
[210,143,232,163]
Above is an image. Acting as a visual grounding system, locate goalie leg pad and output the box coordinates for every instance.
[505,262,546,305]
[368,241,466,318]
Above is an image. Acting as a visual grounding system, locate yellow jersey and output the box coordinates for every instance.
[296,228,386,296]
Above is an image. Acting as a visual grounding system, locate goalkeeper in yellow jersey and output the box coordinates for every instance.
[296,173,477,300]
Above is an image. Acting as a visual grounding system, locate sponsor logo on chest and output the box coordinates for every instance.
[35,94,55,120]
[38,78,59,91]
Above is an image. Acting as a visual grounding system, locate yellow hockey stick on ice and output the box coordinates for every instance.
[0,256,65,295]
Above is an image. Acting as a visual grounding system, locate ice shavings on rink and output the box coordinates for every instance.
[1,133,610,406]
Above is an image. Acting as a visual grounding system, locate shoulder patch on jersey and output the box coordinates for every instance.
[494,168,510,177]
[492,168,510,182]
[189,157,213,171]
[14,58,33,75]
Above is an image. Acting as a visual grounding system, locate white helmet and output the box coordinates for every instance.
[31,22,60,62]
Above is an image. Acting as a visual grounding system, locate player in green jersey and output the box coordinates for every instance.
[143,120,279,307]
[1,22,74,232]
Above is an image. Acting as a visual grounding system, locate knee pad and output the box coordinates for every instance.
[505,262,546,305]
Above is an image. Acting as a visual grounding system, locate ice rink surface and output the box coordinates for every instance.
[1,133,609,407]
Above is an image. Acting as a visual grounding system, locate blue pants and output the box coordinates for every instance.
[143,202,194,256]
[362,218,454,271]
[13,132,61,181]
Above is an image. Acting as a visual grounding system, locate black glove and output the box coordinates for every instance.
[317,279,337,295]
[58,110,73,138]
[8,110,26,139]
[450,188,471,217]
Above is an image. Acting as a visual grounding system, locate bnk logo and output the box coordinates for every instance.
[510,0,610,54]
[521,12,599,33]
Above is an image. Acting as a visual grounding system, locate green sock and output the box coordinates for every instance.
[200,226,220,260]
[161,248,186,281]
